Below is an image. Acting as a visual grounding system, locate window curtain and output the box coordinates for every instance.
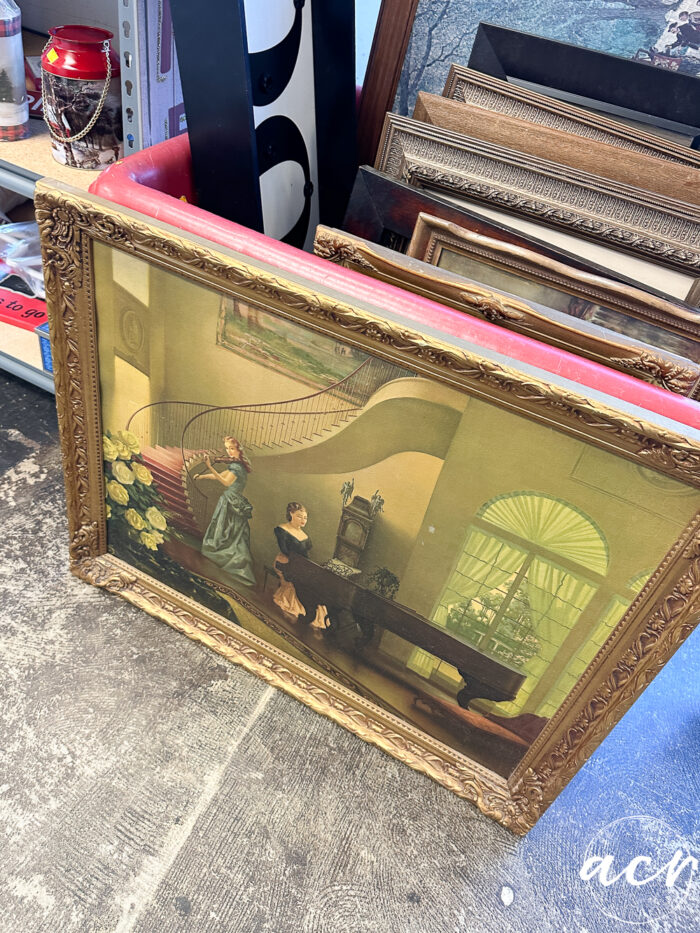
[432,530,526,627]
[524,558,597,663]
[535,569,652,718]
[472,558,598,717]
[481,494,608,574]
[406,528,527,678]
[408,530,525,678]
[536,595,630,719]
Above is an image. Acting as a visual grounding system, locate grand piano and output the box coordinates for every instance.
[285,552,526,710]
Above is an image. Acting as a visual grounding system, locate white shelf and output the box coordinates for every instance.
[0,118,104,197]
[0,348,54,392]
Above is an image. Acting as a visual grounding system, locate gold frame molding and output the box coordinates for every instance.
[375,113,700,285]
[36,180,700,834]
[315,223,700,396]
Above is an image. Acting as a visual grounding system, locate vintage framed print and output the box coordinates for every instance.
[406,213,700,364]
[413,92,700,207]
[37,180,700,834]
[375,113,700,303]
[442,66,700,171]
[314,224,700,396]
[468,23,700,147]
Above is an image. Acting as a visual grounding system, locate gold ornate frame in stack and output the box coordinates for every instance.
[37,180,700,834]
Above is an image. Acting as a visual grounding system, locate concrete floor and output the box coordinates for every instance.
[0,370,699,933]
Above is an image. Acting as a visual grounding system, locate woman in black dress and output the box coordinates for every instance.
[273,501,330,629]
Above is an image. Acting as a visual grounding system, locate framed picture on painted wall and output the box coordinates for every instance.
[38,180,700,834]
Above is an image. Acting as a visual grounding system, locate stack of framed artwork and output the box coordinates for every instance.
[39,2,700,834]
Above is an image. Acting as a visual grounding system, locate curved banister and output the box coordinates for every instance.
[126,355,412,531]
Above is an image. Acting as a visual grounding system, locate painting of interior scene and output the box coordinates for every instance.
[94,243,699,779]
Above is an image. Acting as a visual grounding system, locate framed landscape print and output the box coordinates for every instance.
[37,181,700,834]
[406,213,700,365]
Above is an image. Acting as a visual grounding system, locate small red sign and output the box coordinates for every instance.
[0,286,47,331]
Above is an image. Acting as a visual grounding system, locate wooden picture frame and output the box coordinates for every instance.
[468,23,700,147]
[314,224,700,396]
[357,0,420,165]
[406,213,700,366]
[442,66,700,171]
[413,92,700,208]
[375,113,700,304]
[37,180,700,835]
[341,168,694,307]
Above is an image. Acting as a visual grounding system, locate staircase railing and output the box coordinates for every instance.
[126,355,412,533]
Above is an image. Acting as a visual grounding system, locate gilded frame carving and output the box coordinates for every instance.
[36,180,700,834]
[375,113,700,286]
[315,223,700,396]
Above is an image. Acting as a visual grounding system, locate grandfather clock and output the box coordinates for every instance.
[333,495,375,568]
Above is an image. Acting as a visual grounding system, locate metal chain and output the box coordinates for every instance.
[41,39,112,143]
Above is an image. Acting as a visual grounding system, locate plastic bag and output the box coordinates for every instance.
[0,222,44,297]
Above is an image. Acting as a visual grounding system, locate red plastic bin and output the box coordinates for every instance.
[89,132,700,431]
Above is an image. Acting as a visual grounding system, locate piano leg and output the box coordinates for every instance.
[354,617,374,651]
[456,670,509,710]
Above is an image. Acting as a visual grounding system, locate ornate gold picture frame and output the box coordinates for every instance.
[375,113,700,304]
[314,223,700,396]
[37,181,700,834]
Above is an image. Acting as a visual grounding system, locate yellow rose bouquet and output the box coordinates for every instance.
[101,428,239,624]
[102,429,172,557]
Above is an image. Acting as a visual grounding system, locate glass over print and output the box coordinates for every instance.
[435,248,700,359]
[94,241,700,780]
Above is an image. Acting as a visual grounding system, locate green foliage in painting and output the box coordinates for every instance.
[366,566,400,601]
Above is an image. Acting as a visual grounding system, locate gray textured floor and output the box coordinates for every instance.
[1,371,698,933]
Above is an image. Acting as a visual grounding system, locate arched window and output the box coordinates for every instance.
[407,492,609,716]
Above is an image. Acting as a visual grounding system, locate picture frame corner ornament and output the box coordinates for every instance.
[314,231,374,271]
[683,528,700,560]
[69,521,101,564]
[610,352,699,395]
[508,767,546,834]
[461,290,527,324]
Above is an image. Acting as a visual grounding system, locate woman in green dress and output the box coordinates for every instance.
[195,436,256,586]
